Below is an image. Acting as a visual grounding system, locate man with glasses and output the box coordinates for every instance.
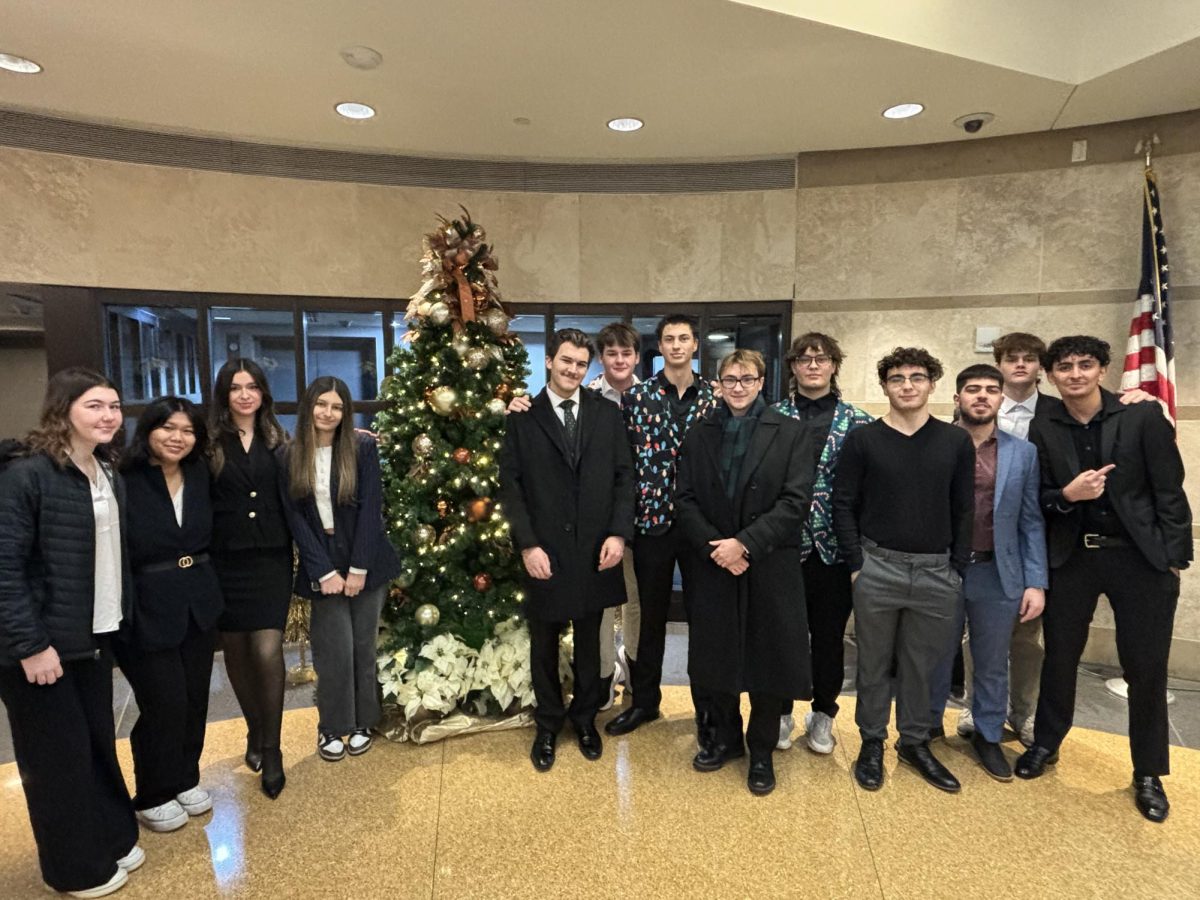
[675,349,813,794]
[773,333,872,756]
[833,347,975,793]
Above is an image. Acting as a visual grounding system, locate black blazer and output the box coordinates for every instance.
[1029,389,1192,571]
[498,388,635,621]
[675,408,814,697]
[210,432,291,553]
[278,434,401,601]
[120,458,224,650]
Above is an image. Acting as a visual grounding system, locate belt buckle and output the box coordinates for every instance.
[178,555,194,569]
[1083,534,1101,550]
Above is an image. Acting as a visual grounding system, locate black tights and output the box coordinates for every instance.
[221,629,285,753]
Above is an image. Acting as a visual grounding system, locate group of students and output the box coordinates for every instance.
[0,360,396,898]
[498,317,1191,824]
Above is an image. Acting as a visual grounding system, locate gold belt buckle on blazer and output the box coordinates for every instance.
[178,555,194,568]
[1082,534,1101,549]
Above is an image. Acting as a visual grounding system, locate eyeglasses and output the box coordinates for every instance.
[794,355,832,367]
[885,374,931,386]
[719,375,763,389]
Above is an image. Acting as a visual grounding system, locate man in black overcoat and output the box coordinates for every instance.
[674,348,815,795]
[499,328,635,772]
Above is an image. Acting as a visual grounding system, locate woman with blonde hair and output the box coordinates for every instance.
[0,367,140,897]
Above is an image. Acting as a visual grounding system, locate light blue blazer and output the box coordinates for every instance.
[992,429,1050,600]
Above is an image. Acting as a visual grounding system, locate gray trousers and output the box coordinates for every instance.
[962,615,1043,726]
[599,548,640,677]
[310,583,387,735]
[852,541,961,746]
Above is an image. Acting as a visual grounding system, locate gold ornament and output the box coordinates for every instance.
[414,603,441,627]
[480,308,509,335]
[412,433,434,458]
[485,398,506,416]
[494,382,513,403]
[465,497,493,522]
[417,300,432,318]
[413,524,437,545]
[395,568,416,589]
[486,345,505,363]
[471,453,492,470]
[436,498,450,518]
[428,302,451,326]
[464,348,488,370]
[451,333,472,356]
[429,386,458,416]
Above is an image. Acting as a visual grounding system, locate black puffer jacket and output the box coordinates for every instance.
[0,441,135,666]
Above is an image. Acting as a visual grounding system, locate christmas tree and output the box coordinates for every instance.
[374,209,534,732]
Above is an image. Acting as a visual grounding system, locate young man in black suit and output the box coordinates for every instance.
[1015,335,1191,823]
[498,328,635,772]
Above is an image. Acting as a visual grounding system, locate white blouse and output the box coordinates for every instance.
[171,480,185,527]
[89,465,123,634]
[315,446,335,531]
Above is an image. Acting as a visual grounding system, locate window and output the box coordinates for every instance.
[303,310,385,401]
[105,306,201,403]
[210,307,298,401]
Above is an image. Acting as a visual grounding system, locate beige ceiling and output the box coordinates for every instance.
[2,0,1199,162]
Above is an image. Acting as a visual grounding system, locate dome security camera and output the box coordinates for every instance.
[954,113,995,134]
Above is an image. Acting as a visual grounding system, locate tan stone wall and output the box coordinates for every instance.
[0,137,1197,674]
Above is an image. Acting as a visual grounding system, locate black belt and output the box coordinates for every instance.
[137,553,210,574]
[967,550,995,564]
[1081,534,1130,550]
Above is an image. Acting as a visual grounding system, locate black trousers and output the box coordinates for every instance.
[631,525,711,721]
[529,612,603,734]
[0,639,137,892]
[115,617,217,809]
[803,555,854,718]
[1034,546,1178,776]
[709,690,785,759]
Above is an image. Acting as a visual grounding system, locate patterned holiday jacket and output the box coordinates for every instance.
[773,396,873,565]
[622,370,719,534]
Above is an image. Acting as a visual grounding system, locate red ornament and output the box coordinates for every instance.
[452,447,471,464]
[473,573,493,592]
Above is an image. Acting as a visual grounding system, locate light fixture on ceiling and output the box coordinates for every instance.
[335,101,376,120]
[0,53,42,74]
[340,46,383,70]
[882,102,924,120]
[706,332,732,342]
[607,117,644,133]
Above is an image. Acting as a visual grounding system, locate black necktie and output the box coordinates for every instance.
[560,398,577,446]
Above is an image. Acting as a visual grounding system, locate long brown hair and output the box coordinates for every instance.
[288,376,358,504]
[208,358,288,476]
[25,367,122,467]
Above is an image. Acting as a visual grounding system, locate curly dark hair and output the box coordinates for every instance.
[876,347,944,384]
[786,331,844,395]
[1042,335,1111,370]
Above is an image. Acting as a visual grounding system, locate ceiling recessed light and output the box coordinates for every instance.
[882,102,924,120]
[607,117,644,133]
[0,53,42,74]
[706,332,732,342]
[335,101,376,120]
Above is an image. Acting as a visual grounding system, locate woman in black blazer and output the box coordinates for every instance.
[279,376,400,762]
[208,358,292,798]
[116,397,224,834]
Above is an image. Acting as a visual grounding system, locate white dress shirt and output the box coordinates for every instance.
[89,465,123,634]
[549,387,582,426]
[586,373,640,408]
[315,445,335,531]
[998,392,1038,440]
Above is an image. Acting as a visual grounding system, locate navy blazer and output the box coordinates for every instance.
[119,457,224,650]
[278,434,401,601]
[989,429,1049,600]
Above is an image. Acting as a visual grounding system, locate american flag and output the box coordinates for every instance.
[1121,169,1177,425]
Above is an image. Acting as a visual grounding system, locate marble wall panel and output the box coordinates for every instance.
[719,190,795,301]
[354,184,469,299]
[868,179,958,299]
[788,308,874,400]
[269,178,364,297]
[492,192,581,303]
[579,193,722,303]
[1153,151,1200,291]
[1040,160,1142,294]
[189,168,286,295]
[794,184,873,301]
[954,172,1044,297]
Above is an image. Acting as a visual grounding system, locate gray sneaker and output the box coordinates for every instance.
[804,710,836,754]
[957,708,976,738]
[776,714,794,750]
[135,799,188,833]
[1009,716,1036,748]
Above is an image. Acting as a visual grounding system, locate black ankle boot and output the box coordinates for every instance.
[245,737,263,773]
[260,749,285,799]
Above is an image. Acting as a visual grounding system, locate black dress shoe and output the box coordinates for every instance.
[929,724,946,743]
[1133,775,1169,823]
[854,738,885,791]
[971,733,1013,782]
[692,742,746,773]
[530,730,557,772]
[260,749,285,800]
[747,758,776,795]
[1014,745,1058,780]
[576,726,603,761]
[604,706,660,736]
[896,741,961,793]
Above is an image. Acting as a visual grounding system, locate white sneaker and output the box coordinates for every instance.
[599,675,617,712]
[115,844,144,873]
[957,708,976,738]
[1010,716,1036,748]
[135,799,188,833]
[804,710,836,755]
[318,732,346,761]
[52,867,129,898]
[347,729,373,756]
[615,645,631,688]
[612,645,626,686]
[175,786,212,816]
[776,714,794,750]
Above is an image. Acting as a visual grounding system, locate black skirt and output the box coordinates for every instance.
[213,547,293,632]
